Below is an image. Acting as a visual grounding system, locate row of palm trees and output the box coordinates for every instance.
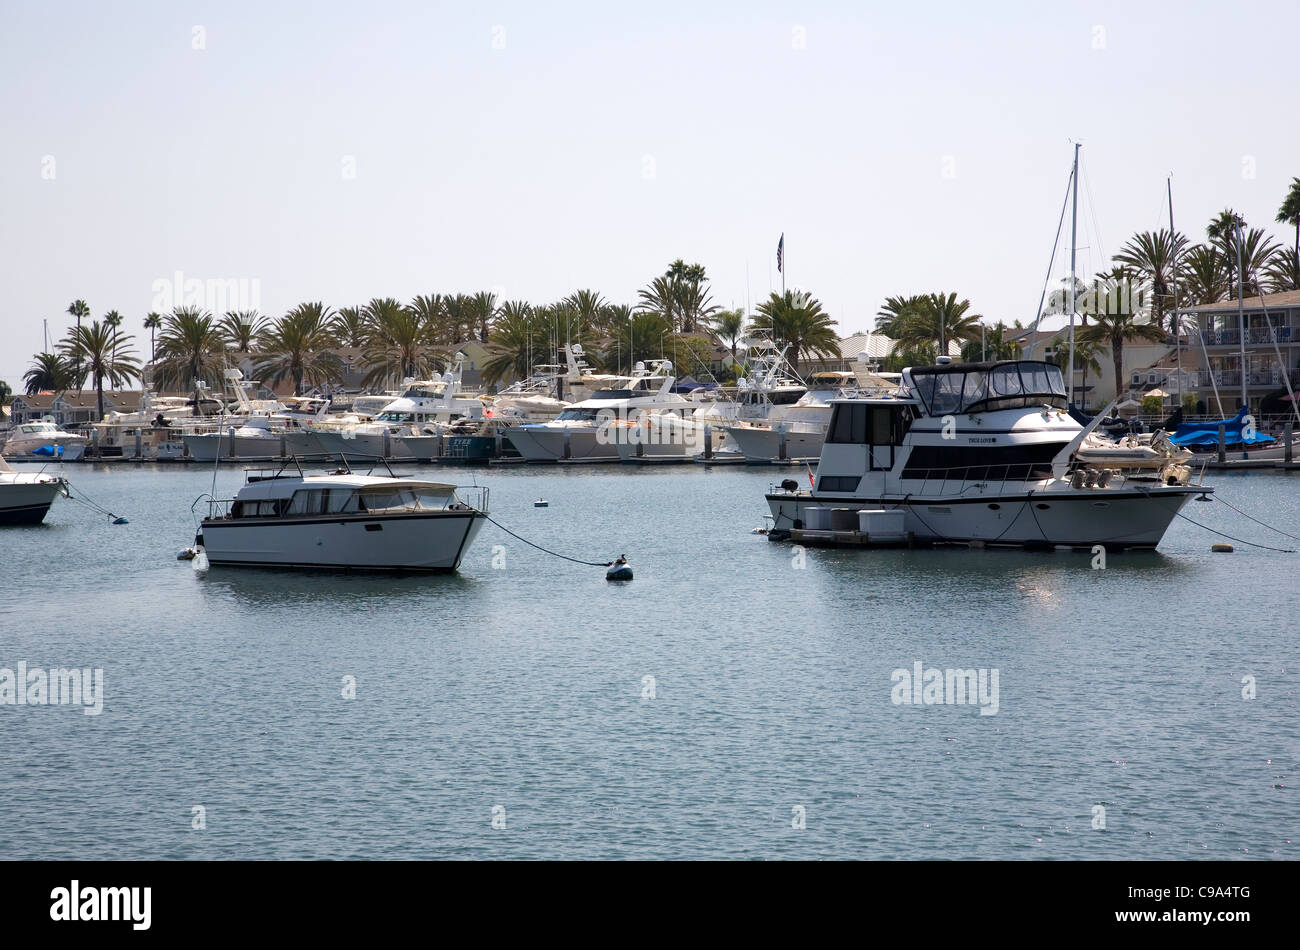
[23,264,842,415]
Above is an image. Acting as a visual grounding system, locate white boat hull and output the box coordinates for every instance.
[0,475,65,524]
[725,424,825,462]
[312,431,437,461]
[184,432,284,462]
[198,511,485,572]
[508,426,618,462]
[767,485,1199,549]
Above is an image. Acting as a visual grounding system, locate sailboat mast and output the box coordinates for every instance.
[1168,176,1181,408]
[1234,220,1248,411]
[1067,142,1080,406]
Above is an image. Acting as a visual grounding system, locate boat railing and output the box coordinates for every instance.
[906,461,1154,497]
[453,485,489,512]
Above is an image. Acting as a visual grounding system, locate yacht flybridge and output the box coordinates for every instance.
[767,359,1208,550]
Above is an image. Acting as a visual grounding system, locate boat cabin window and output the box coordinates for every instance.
[231,498,289,518]
[769,388,806,405]
[826,404,913,445]
[555,408,601,422]
[286,488,359,515]
[401,385,445,399]
[357,487,453,512]
[376,411,415,423]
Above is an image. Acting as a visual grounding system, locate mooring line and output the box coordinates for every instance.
[1212,495,1300,542]
[478,511,612,567]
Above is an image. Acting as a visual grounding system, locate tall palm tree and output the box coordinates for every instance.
[706,307,747,360]
[1178,244,1228,305]
[1232,227,1284,296]
[1265,248,1300,293]
[874,294,926,334]
[481,302,544,385]
[1207,209,1246,297]
[362,297,441,388]
[565,289,607,334]
[1277,177,1300,268]
[601,312,690,374]
[470,291,499,343]
[255,303,344,395]
[598,303,634,338]
[893,292,982,356]
[1047,333,1104,405]
[218,310,270,353]
[151,306,227,405]
[750,290,839,377]
[103,311,124,361]
[1112,229,1188,333]
[23,352,77,394]
[66,300,90,378]
[440,294,474,345]
[636,275,680,328]
[143,312,162,363]
[59,320,141,419]
[406,294,446,344]
[959,323,1020,362]
[329,305,369,348]
[1078,268,1165,402]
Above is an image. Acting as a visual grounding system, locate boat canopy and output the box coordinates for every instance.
[908,361,1067,416]
[1169,407,1273,446]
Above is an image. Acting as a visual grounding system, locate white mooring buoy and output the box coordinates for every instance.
[605,555,632,581]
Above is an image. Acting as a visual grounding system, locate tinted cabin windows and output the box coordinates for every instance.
[826,404,911,446]
[902,441,1070,481]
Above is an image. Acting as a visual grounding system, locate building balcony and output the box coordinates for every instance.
[1201,327,1297,346]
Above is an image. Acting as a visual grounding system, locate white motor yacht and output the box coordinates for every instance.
[767,358,1205,550]
[2,420,88,460]
[195,466,488,572]
[507,361,692,462]
[0,455,67,524]
[315,357,483,462]
[725,368,902,463]
[184,397,330,462]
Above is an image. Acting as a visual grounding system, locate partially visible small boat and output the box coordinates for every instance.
[0,455,66,524]
[2,420,87,460]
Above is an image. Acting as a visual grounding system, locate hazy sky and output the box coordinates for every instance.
[2,0,1297,387]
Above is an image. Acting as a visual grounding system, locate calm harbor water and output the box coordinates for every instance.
[0,461,1296,860]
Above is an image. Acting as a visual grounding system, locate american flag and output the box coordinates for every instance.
[777,233,784,273]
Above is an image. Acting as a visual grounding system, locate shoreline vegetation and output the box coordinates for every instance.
[4,182,1298,420]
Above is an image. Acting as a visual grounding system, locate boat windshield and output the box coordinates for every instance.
[401,385,445,399]
[911,362,1067,415]
[555,408,601,422]
[587,390,633,400]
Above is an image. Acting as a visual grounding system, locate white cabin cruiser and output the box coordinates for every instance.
[2,420,88,460]
[766,359,1206,550]
[725,370,902,463]
[195,465,488,572]
[0,456,67,524]
[507,361,691,462]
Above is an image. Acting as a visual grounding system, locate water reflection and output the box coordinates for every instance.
[196,565,480,609]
